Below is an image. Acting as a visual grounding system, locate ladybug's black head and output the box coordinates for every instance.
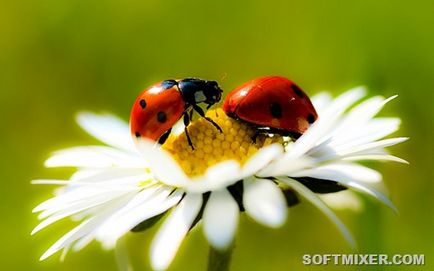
[178,78,223,107]
[202,80,223,105]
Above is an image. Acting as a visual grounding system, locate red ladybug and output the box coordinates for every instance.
[223,76,318,139]
[130,78,223,149]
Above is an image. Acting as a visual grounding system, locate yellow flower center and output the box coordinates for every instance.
[162,108,284,177]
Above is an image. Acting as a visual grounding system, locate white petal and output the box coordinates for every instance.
[287,87,366,158]
[205,160,241,184]
[336,137,409,157]
[72,234,94,251]
[311,92,332,114]
[33,189,137,234]
[328,118,401,150]
[319,190,363,212]
[150,193,202,271]
[339,179,396,212]
[40,217,96,260]
[32,179,70,185]
[290,164,397,212]
[45,146,147,168]
[137,139,190,187]
[330,95,397,138]
[185,161,241,193]
[33,198,110,235]
[278,177,356,248]
[76,112,136,152]
[115,236,133,271]
[242,144,283,177]
[33,184,136,214]
[96,189,183,247]
[292,163,382,184]
[327,86,367,114]
[72,168,152,183]
[34,187,131,216]
[41,201,121,259]
[33,173,152,191]
[38,184,142,260]
[343,154,409,164]
[70,169,103,181]
[243,178,287,227]
[257,153,313,178]
[203,190,239,250]
[33,187,104,213]
[59,245,70,262]
[119,185,164,210]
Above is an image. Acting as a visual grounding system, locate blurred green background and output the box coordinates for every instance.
[1,0,433,270]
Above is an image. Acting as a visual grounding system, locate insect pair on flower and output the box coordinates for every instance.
[33,77,407,270]
[130,76,318,150]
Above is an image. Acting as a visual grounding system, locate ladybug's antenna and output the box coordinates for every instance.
[220,72,228,82]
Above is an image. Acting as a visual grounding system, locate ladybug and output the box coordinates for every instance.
[130,78,223,149]
[223,76,318,139]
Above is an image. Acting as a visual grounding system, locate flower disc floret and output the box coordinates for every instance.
[163,108,283,176]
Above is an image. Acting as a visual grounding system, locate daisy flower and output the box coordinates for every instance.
[32,86,407,270]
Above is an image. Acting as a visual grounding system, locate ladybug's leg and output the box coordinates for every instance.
[158,128,172,145]
[289,132,302,141]
[183,112,195,150]
[189,109,194,121]
[192,105,222,133]
[251,130,260,143]
[278,129,302,142]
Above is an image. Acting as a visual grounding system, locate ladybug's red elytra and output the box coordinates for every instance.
[130,78,223,149]
[223,76,318,139]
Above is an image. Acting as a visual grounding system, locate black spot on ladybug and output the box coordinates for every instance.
[161,80,177,89]
[291,84,304,98]
[269,102,282,119]
[139,99,147,109]
[157,111,167,123]
[307,113,315,124]
[135,132,141,138]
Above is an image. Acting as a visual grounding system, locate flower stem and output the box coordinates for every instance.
[207,245,234,271]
